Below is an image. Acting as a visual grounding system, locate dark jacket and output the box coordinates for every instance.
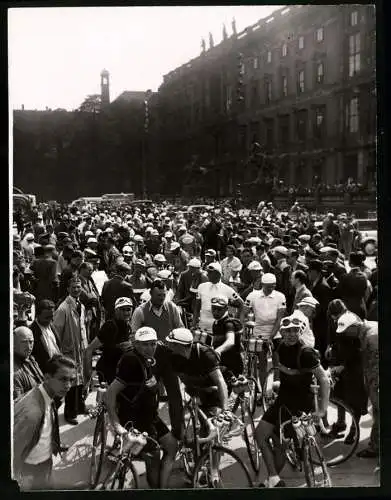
[311,277,333,355]
[30,320,61,373]
[337,268,368,319]
[101,276,137,320]
[13,354,45,401]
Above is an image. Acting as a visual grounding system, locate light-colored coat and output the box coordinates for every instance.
[53,296,88,385]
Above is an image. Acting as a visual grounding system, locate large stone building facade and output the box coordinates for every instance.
[155,4,376,197]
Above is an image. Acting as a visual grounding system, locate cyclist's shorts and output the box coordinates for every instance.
[262,396,313,431]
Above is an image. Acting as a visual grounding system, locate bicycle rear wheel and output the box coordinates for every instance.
[192,445,253,488]
[241,400,261,473]
[262,367,280,413]
[181,408,198,479]
[303,439,332,488]
[313,397,360,466]
[89,409,107,489]
[109,459,140,490]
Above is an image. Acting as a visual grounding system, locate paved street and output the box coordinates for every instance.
[52,388,380,489]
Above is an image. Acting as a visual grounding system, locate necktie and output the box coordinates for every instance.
[76,300,82,316]
[51,401,61,456]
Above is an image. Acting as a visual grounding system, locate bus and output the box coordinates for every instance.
[101,193,135,204]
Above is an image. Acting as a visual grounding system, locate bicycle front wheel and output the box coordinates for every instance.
[314,397,360,466]
[231,377,258,417]
[241,400,261,473]
[109,459,140,490]
[89,409,107,489]
[303,439,332,488]
[192,445,253,488]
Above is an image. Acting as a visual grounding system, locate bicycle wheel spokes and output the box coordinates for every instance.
[182,409,198,478]
[314,398,360,466]
[246,376,258,416]
[89,410,107,489]
[193,445,253,489]
[305,439,332,487]
[242,401,261,473]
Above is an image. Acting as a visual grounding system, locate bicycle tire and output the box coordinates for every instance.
[241,399,261,473]
[303,439,332,488]
[313,397,360,467]
[262,367,280,413]
[182,408,199,479]
[89,409,107,489]
[110,458,140,490]
[192,445,253,489]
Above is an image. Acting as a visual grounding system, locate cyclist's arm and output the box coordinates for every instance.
[104,379,128,436]
[312,365,331,416]
[215,330,235,357]
[192,298,201,327]
[209,368,229,411]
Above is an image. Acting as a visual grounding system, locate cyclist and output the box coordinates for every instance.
[209,296,243,382]
[104,327,178,489]
[255,315,330,488]
[241,273,286,389]
[164,327,229,417]
[84,297,134,385]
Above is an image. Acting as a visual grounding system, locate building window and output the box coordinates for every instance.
[316,27,324,42]
[349,33,361,77]
[316,62,324,84]
[282,75,288,97]
[297,110,307,141]
[347,96,359,133]
[282,43,287,57]
[253,57,258,69]
[298,35,304,50]
[314,106,325,139]
[298,70,305,93]
[267,50,272,63]
[351,10,358,26]
[265,79,272,103]
[279,115,290,145]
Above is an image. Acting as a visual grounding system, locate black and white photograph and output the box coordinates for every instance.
[9,4,379,491]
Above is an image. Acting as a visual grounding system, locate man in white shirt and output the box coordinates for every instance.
[242,273,286,387]
[13,355,76,490]
[193,262,244,333]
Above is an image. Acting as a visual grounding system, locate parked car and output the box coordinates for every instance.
[355,218,378,256]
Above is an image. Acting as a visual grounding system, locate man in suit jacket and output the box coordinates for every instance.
[30,300,61,374]
[174,258,208,313]
[13,327,45,401]
[101,262,137,320]
[29,246,59,303]
[79,262,102,342]
[13,355,76,490]
[290,269,313,313]
[308,260,333,364]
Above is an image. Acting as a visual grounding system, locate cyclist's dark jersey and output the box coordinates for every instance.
[170,343,219,388]
[277,342,320,408]
[211,316,243,377]
[96,319,132,384]
[115,348,159,428]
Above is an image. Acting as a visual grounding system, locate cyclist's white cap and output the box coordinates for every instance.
[261,273,276,284]
[154,254,166,262]
[189,258,201,268]
[157,269,172,279]
[166,328,193,345]
[87,237,98,244]
[248,260,262,271]
[207,262,222,274]
[336,312,361,333]
[297,296,319,309]
[115,297,133,309]
[134,327,157,342]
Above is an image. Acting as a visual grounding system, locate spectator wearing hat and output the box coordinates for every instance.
[21,233,37,266]
[241,261,263,300]
[308,260,333,364]
[201,214,222,258]
[202,249,217,271]
[133,235,153,267]
[174,258,208,314]
[140,269,175,304]
[153,254,167,272]
[33,215,45,242]
[324,248,347,281]
[237,248,254,297]
[291,270,313,313]
[102,236,122,275]
[193,262,243,333]
[287,249,308,274]
[85,297,134,386]
[101,262,137,320]
[167,241,189,276]
[52,277,88,424]
[273,246,294,313]
[127,259,148,303]
[255,243,274,274]
[334,313,378,458]
[323,261,339,291]
[79,262,102,342]
[58,250,84,303]
[29,242,59,303]
[242,273,286,388]
[336,253,370,320]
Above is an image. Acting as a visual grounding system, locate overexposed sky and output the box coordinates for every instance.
[8,5,283,111]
